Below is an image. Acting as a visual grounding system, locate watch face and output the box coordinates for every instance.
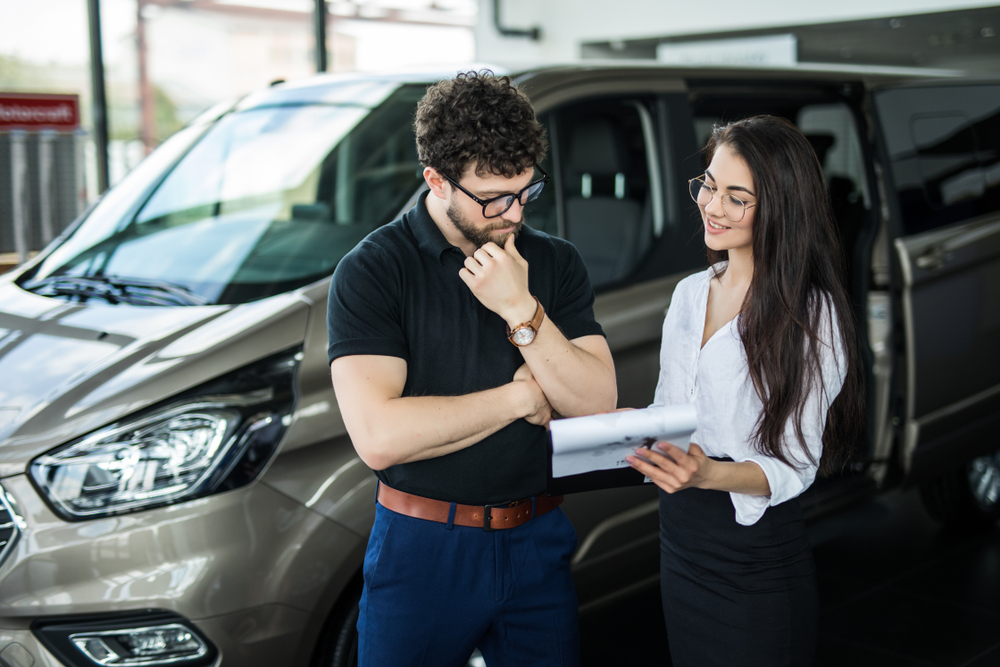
[512,327,536,346]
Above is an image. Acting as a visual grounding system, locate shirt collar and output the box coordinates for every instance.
[406,190,459,264]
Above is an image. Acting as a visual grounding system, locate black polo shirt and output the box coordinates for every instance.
[327,192,604,505]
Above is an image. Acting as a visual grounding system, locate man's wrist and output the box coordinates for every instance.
[503,294,540,329]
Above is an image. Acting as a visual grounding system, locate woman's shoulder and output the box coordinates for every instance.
[672,264,718,301]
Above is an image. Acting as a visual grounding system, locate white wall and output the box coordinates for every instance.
[476,0,998,68]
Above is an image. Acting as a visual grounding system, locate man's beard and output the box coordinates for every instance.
[447,200,523,249]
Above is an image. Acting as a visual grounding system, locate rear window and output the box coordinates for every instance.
[876,84,1000,235]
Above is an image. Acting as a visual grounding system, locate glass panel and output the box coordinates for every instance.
[22,85,427,305]
[0,0,95,257]
[99,0,319,185]
[876,85,1000,235]
[552,98,654,289]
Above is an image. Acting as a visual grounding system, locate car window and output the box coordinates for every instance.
[876,84,1000,235]
[22,85,427,305]
[533,98,660,290]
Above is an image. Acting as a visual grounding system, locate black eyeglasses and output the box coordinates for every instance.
[443,166,550,219]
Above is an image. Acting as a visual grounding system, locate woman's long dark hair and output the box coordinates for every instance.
[705,115,865,474]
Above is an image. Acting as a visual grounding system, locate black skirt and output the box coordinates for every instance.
[659,484,818,667]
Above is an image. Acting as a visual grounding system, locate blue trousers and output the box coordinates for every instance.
[357,501,580,667]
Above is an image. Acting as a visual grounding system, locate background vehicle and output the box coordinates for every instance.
[0,64,997,667]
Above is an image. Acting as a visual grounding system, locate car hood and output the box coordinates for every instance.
[0,282,310,476]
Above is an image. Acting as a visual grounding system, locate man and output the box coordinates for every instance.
[327,70,617,667]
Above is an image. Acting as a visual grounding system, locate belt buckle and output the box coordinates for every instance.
[482,501,512,532]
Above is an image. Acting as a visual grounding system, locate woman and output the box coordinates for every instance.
[626,115,865,666]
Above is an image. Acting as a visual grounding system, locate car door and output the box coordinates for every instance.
[873,82,1000,481]
[517,70,706,607]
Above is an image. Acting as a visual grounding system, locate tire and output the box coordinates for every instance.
[918,449,1000,527]
[316,581,361,667]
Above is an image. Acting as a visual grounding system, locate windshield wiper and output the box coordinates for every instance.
[24,275,208,307]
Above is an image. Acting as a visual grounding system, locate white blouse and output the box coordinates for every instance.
[650,264,848,526]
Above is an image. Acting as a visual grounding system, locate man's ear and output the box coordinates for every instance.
[424,167,448,200]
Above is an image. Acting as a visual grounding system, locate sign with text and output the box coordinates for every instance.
[0,93,80,130]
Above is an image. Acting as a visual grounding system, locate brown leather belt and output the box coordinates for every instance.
[376,483,563,531]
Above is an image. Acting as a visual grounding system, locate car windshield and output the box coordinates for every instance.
[21,83,426,305]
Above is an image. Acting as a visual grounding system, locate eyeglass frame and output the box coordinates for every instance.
[442,166,551,219]
[688,175,756,222]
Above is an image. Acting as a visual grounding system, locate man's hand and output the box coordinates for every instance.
[459,235,536,327]
[513,363,552,427]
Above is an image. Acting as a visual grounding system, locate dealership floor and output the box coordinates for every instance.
[579,488,1000,666]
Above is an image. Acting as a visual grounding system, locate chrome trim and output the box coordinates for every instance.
[0,484,23,570]
[571,498,659,566]
[893,237,919,471]
[627,101,665,237]
[68,623,208,666]
[915,381,1000,429]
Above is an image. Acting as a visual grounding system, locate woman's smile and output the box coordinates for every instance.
[706,218,730,232]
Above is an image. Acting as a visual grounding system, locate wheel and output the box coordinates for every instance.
[316,581,361,667]
[966,449,1000,518]
[918,449,1000,527]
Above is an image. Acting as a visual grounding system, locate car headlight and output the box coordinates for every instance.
[30,348,299,520]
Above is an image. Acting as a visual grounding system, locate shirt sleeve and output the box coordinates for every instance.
[326,240,409,364]
[729,295,848,526]
[545,239,605,341]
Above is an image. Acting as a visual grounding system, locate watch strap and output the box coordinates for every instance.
[506,296,544,346]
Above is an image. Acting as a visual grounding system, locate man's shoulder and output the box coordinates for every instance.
[519,225,579,261]
[338,218,414,270]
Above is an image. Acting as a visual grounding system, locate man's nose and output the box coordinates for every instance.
[500,199,524,223]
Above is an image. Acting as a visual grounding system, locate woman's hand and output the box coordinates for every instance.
[626,442,714,494]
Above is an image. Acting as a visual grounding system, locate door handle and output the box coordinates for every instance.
[915,245,947,271]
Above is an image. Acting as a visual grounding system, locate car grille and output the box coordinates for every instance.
[0,485,21,568]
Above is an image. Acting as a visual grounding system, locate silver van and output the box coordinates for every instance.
[0,64,998,667]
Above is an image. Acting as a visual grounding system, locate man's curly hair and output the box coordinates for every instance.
[414,70,547,181]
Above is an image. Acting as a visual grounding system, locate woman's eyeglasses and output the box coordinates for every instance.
[444,166,550,219]
[688,176,756,222]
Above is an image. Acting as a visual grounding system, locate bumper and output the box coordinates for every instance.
[0,474,363,666]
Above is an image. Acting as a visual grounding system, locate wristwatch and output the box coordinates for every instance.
[506,296,545,347]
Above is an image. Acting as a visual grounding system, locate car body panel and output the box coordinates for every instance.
[0,288,310,477]
[873,82,1000,482]
[0,475,361,618]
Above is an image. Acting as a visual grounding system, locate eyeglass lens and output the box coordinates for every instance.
[688,178,747,222]
[483,179,546,218]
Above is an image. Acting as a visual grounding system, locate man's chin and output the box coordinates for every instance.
[489,224,522,247]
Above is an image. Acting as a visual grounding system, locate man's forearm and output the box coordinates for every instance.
[333,378,533,472]
[515,323,617,417]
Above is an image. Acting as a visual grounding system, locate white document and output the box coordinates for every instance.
[549,404,698,479]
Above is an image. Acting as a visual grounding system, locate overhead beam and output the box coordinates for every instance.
[140,0,473,28]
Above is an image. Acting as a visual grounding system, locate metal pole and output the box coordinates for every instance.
[492,0,540,40]
[75,129,88,215]
[87,0,110,193]
[314,0,328,73]
[137,0,156,155]
[10,130,28,265]
[38,129,54,244]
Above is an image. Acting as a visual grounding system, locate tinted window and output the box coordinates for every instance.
[876,85,1000,235]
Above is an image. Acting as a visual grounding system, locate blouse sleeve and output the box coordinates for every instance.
[729,295,848,526]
